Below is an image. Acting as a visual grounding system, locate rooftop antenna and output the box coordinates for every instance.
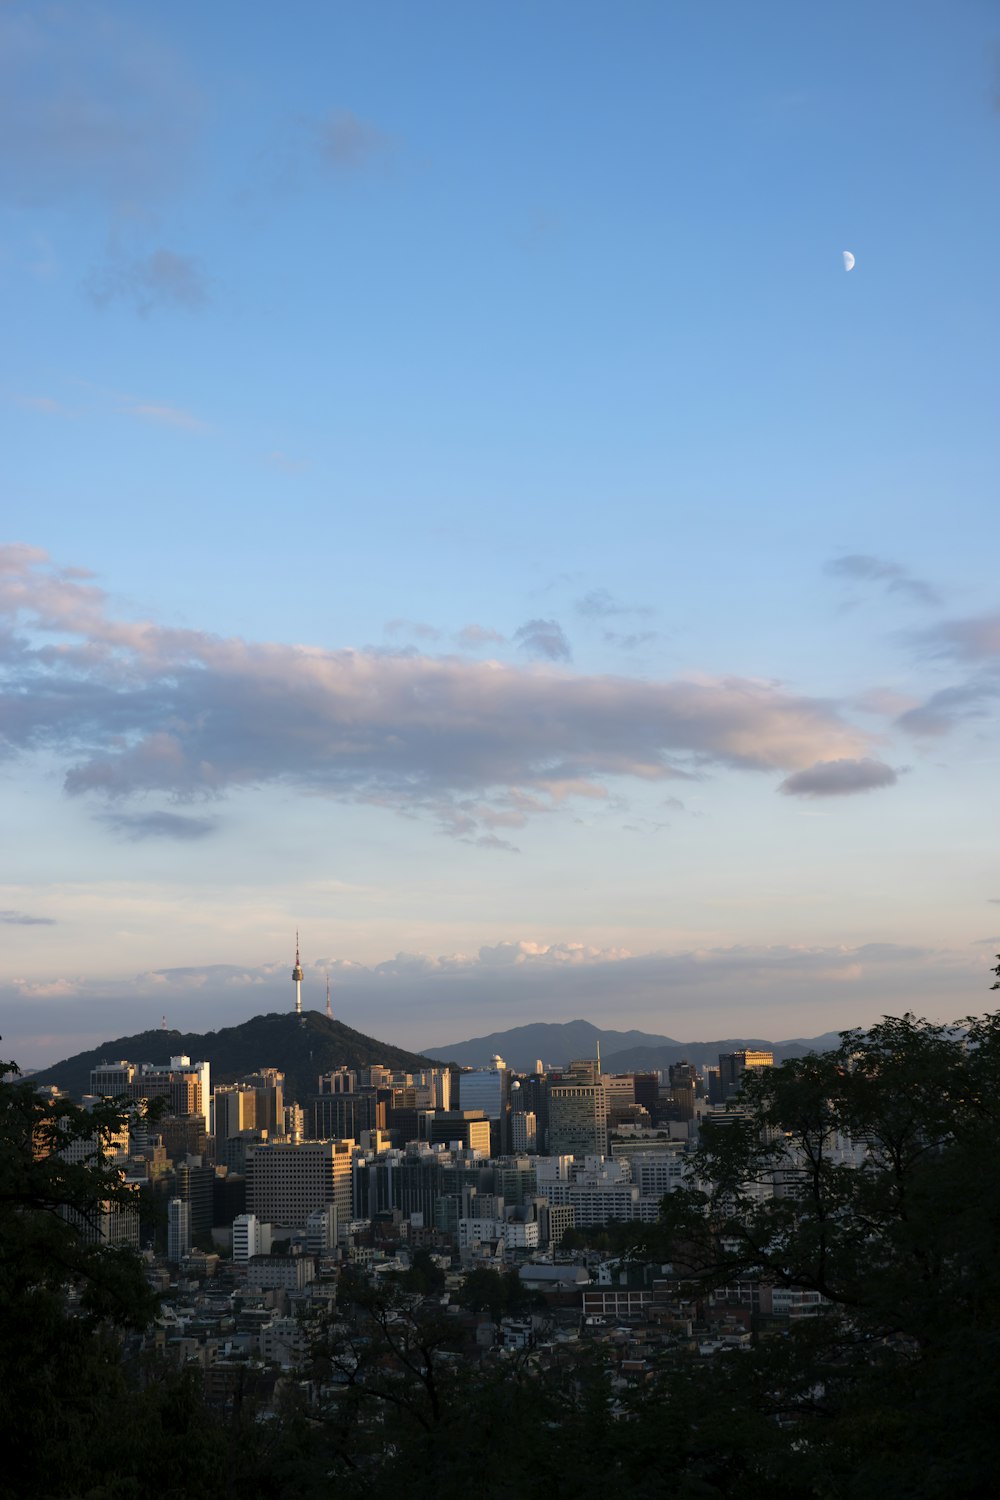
[325,972,333,1021]
[596,1038,602,1075]
[292,931,304,1019]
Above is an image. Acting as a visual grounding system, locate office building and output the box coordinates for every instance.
[232,1212,271,1263]
[246,1138,353,1229]
[719,1050,774,1102]
[167,1197,191,1262]
[428,1111,491,1156]
[511,1111,538,1153]
[458,1056,510,1155]
[548,1075,608,1157]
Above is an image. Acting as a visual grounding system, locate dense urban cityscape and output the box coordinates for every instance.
[6,955,1000,1496]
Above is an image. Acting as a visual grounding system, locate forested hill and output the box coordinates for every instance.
[28,1011,446,1105]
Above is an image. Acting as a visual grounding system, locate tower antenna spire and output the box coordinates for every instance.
[325,972,333,1020]
[292,930,304,1018]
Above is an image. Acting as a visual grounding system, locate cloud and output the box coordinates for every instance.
[0,910,56,926]
[0,547,883,842]
[261,450,308,474]
[15,395,64,415]
[891,611,1000,737]
[86,248,208,315]
[915,613,1000,662]
[514,618,572,661]
[385,618,443,642]
[0,5,200,210]
[5,938,957,1069]
[825,553,940,608]
[604,630,659,651]
[129,400,207,431]
[98,810,218,841]
[315,109,392,171]
[778,757,899,798]
[455,624,507,650]
[575,589,653,620]
[895,680,999,737]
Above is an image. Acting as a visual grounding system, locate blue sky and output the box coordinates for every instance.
[2,1,999,1067]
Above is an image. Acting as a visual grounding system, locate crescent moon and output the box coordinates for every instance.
[843,250,856,272]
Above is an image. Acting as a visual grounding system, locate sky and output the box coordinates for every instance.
[2,1,999,1068]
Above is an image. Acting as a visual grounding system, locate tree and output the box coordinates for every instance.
[0,1058,159,1492]
[651,1009,1000,1496]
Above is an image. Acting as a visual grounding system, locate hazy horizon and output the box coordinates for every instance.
[3,2,998,1070]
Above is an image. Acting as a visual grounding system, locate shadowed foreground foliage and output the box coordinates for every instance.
[6,989,1000,1497]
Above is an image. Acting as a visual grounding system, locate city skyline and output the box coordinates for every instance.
[3,2,999,1067]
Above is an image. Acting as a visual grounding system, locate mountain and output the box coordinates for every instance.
[426,1019,848,1072]
[29,1011,445,1106]
[424,1019,681,1071]
[601,1033,846,1073]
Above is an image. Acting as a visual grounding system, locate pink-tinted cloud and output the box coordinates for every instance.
[0,547,882,841]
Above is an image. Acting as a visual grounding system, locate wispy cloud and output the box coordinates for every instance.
[514,618,572,661]
[127,400,208,431]
[0,5,201,210]
[604,630,659,651]
[14,394,65,415]
[315,109,393,171]
[914,612,1000,662]
[385,618,443,642]
[779,757,899,798]
[825,553,940,608]
[893,610,1000,736]
[575,589,653,620]
[0,909,56,926]
[0,547,885,843]
[99,810,218,841]
[86,248,209,316]
[455,624,507,650]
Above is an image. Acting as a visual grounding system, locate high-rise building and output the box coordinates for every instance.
[232,1211,270,1262]
[548,1073,608,1158]
[89,1061,136,1096]
[214,1085,258,1141]
[719,1050,774,1102]
[58,1112,139,1248]
[246,1138,353,1229]
[91,1055,210,1119]
[458,1056,510,1155]
[310,1090,386,1141]
[167,1197,191,1262]
[305,1204,338,1255]
[318,1068,358,1094]
[172,1160,214,1237]
[669,1061,699,1120]
[241,1071,285,1135]
[511,1111,538,1153]
[428,1111,492,1155]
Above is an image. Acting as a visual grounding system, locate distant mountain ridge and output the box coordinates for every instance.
[29,1011,445,1106]
[426,1018,846,1072]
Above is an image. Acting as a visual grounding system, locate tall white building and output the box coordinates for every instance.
[511,1111,538,1153]
[167,1197,191,1262]
[232,1212,271,1263]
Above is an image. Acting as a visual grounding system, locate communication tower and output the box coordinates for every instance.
[292,932,304,1017]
